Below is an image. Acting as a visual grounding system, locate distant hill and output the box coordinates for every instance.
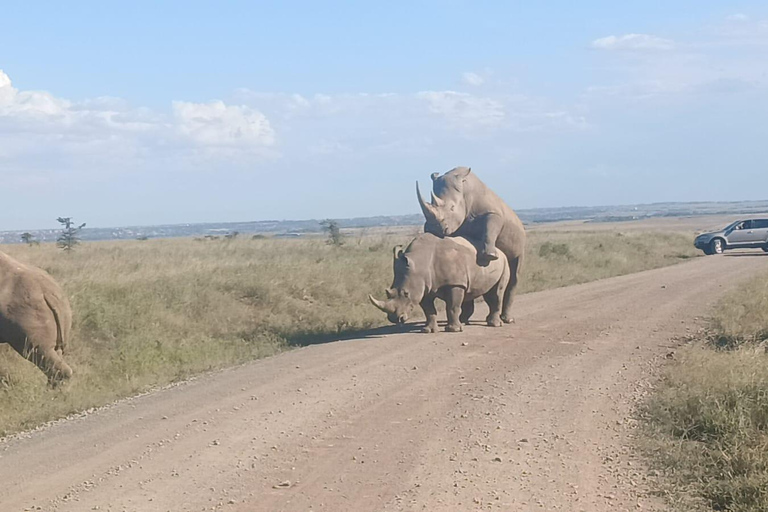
[2,200,768,244]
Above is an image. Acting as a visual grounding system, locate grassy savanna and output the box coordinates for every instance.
[0,229,698,436]
[644,273,768,512]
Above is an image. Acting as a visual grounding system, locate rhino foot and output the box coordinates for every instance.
[486,315,503,327]
[501,315,515,324]
[421,324,437,333]
[481,248,500,260]
[445,324,463,333]
[476,251,499,267]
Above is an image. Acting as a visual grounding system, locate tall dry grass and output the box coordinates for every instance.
[0,229,698,436]
[643,270,768,512]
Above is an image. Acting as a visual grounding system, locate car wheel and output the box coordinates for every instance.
[763,246,768,253]
[711,238,724,254]
[702,247,714,255]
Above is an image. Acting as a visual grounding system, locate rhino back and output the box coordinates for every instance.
[461,174,526,258]
[0,252,66,346]
[424,236,506,297]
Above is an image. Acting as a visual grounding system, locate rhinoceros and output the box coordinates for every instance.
[417,166,526,323]
[0,251,73,384]
[369,233,509,333]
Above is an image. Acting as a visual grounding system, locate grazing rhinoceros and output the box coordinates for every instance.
[0,251,73,384]
[369,233,509,333]
[417,166,525,323]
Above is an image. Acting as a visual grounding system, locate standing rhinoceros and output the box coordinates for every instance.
[369,233,509,333]
[417,166,525,323]
[0,251,73,384]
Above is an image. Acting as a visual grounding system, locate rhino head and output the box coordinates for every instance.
[368,245,423,325]
[417,166,472,236]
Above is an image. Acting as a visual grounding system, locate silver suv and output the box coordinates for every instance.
[694,219,768,255]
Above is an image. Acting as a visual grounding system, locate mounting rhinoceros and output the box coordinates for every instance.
[369,233,509,333]
[417,166,526,323]
[0,251,73,384]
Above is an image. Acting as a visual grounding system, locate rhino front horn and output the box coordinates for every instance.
[368,294,393,313]
[416,182,437,219]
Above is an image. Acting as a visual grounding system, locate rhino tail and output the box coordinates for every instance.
[44,294,67,355]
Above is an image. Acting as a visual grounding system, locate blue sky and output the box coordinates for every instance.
[1,1,767,230]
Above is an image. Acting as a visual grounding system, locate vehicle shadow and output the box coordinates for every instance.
[723,252,768,257]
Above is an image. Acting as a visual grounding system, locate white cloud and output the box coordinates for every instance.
[233,88,587,160]
[172,100,275,148]
[0,70,70,120]
[591,34,675,51]
[709,15,768,43]
[586,81,687,100]
[726,13,749,22]
[0,69,277,177]
[418,91,505,127]
[1,68,586,200]
[587,15,768,105]
[461,72,485,86]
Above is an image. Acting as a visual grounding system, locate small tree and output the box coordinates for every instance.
[321,219,344,246]
[20,232,38,246]
[56,217,86,252]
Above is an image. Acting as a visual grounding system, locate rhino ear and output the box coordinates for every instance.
[457,166,472,180]
[430,172,440,182]
[392,245,404,260]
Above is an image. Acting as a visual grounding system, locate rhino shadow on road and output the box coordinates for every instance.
[287,323,424,347]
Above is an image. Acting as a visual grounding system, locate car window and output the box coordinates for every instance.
[741,220,753,230]
[753,219,768,229]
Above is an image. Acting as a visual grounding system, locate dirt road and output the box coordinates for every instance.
[2,253,766,512]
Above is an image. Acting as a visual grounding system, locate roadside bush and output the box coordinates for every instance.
[538,241,571,258]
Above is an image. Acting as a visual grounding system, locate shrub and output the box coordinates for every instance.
[538,241,570,258]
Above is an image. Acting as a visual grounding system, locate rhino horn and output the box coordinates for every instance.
[430,191,445,207]
[416,182,438,219]
[369,294,394,313]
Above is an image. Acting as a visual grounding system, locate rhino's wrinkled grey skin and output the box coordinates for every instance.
[0,251,73,385]
[369,233,509,333]
[417,166,526,323]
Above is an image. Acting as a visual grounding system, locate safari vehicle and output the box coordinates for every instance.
[694,219,768,255]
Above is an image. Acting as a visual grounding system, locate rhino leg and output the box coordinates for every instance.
[420,296,438,333]
[484,291,502,327]
[20,338,73,386]
[485,263,509,328]
[501,254,524,324]
[459,300,475,325]
[478,213,504,264]
[445,288,465,332]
